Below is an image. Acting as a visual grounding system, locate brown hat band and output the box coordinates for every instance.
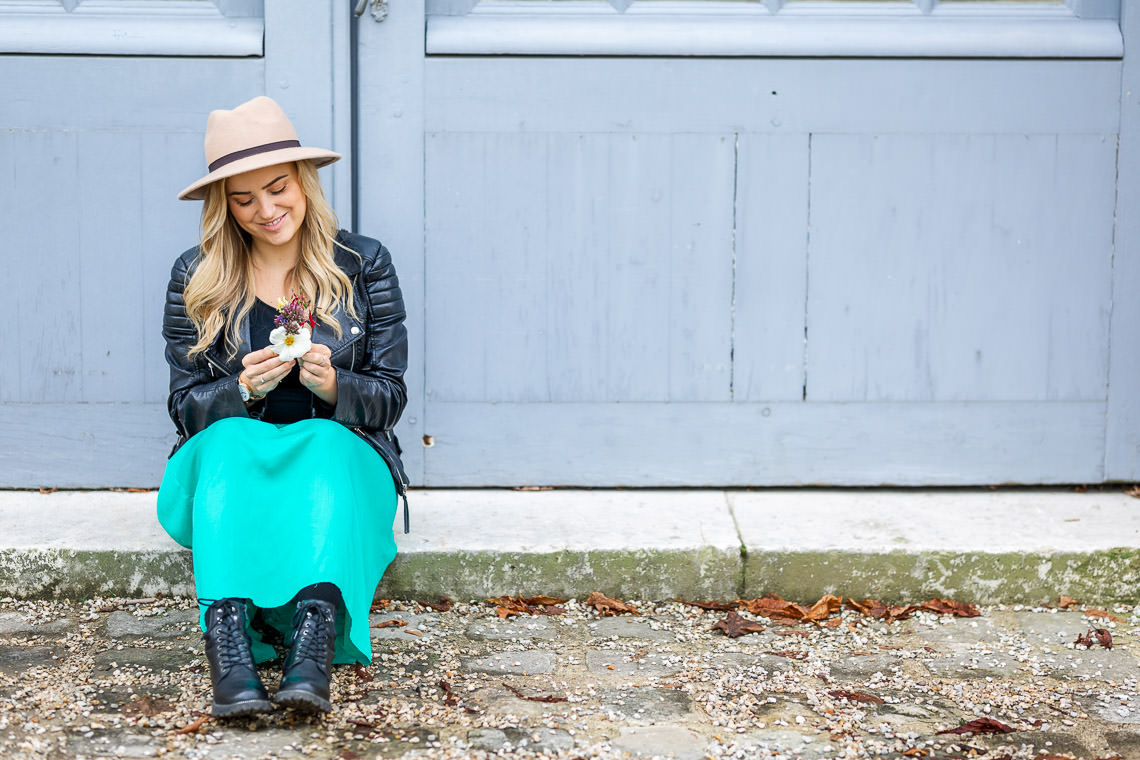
[207,139,302,172]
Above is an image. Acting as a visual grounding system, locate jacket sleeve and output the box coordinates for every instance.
[163,253,251,440]
[331,244,408,431]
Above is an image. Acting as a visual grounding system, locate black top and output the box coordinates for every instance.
[250,298,314,423]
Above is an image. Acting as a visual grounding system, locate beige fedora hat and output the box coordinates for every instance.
[178,95,341,201]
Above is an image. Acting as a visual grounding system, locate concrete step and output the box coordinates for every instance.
[1,488,1138,603]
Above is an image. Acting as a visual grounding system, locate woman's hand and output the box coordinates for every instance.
[299,343,338,406]
[239,347,295,400]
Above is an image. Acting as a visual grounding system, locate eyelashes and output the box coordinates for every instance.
[234,185,287,207]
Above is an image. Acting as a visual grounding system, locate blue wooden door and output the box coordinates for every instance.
[357,0,1137,487]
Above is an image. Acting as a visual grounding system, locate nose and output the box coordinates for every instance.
[257,195,276,218]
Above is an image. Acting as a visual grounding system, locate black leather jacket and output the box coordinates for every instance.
[162,230,410,531]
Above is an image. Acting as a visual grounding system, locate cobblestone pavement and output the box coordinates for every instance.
[0,596,1137,759]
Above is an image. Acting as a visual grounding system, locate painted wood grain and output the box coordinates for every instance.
[420,401,1106,486]
[733,133,810,401]
[806,133,1116,402]
[426,15,1122,59]
[78,131,145,402]
[12,130,82,402]
[355,0,428,484]
[1106,3,1140,479]
[1,57,264,130]
[425,59,1121,136]
[424,132,733,403]
[143,132,205,404]
[0,404,173,488]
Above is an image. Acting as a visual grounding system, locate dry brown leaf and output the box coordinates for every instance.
[902,749,927,757]
[1125,484,1140,499]
[371,619,407,629]
[920,598,980,618]
[1075,627,1113,649]
[352,663,374,682]
[805,594,843,622]
[711,610,766,638]
[828,690,884,704]
[175,714,209,735]
[502,682,569,703]
[846,598,919,623]
[1085,608,1126,623]
[521,595,568,606]
[420,597,453,612]
[936,717,1016,735]
[586,591,640,616]
[488,595,567,618]
[1058,595,1080,609]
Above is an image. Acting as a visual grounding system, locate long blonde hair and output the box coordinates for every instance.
[182,161,360,359]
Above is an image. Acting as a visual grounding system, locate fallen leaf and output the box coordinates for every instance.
[846,598,919,623]
[920,598,980,618]
[1075,628,1112,649]
[828,690,884,704]
[711,610,766,638]
[521,595,568,606]
[370,599,391,611]
[1085,608,1126,623]
[1125,484,1140,499]
[438,679,458,706]
[371,619,407,629]
[902,748,927,757]
[773,629,811,637]
[502,682,569,703]
[1058,595,1080,609]
[936,717,1016,735]
[420,597,453,612]
[175,714,209,734]
[824,617,843,628]
[671,598,736,611]
[38,487,57,495]
[403,629,423,637]
[123,696,173,717]
[586,591,640,616]
[736,594,841,625]
[488,595,567,618]
[351,663,374,682]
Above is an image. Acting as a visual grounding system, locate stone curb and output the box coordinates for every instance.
[1,488,1138,603]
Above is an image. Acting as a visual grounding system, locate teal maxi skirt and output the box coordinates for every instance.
[156,417,398,665]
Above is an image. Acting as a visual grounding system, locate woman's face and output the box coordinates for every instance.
[225,162,307,251]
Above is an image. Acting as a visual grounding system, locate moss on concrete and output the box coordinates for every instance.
[744,549,1140,604]
[377,546,742,601]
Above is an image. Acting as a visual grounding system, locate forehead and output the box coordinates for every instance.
[225,162,296,193]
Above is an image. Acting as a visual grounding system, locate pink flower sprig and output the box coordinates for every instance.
[274,294,316,336]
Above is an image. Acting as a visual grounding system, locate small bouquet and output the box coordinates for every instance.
[269,294,315,362]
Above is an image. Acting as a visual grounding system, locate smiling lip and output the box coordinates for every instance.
[260,213,287,231]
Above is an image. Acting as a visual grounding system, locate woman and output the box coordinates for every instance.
[157,96,409,717]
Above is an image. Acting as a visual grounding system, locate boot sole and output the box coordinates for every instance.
[274,689,332,713]
[211,698,273,718]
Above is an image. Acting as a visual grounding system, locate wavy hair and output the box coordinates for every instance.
[182,161,360,359]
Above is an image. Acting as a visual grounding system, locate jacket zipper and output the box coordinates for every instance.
[354,426,410,534]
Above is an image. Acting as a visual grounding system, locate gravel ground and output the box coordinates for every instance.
[0,595,1137,759]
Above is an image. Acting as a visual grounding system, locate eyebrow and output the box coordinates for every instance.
[227,174,288,196]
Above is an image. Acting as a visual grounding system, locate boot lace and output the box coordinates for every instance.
[289,602,335,667]
[203,598,256,674]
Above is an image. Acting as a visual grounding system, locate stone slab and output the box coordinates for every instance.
[4,489,1140,604]
[734,489,1140,603]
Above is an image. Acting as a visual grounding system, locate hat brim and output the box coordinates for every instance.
[177,147,341,201]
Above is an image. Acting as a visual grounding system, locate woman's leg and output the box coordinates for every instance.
[273,583,343,713]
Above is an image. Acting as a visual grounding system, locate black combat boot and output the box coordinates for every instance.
[202,598,272,717]
[274,598,337,712]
